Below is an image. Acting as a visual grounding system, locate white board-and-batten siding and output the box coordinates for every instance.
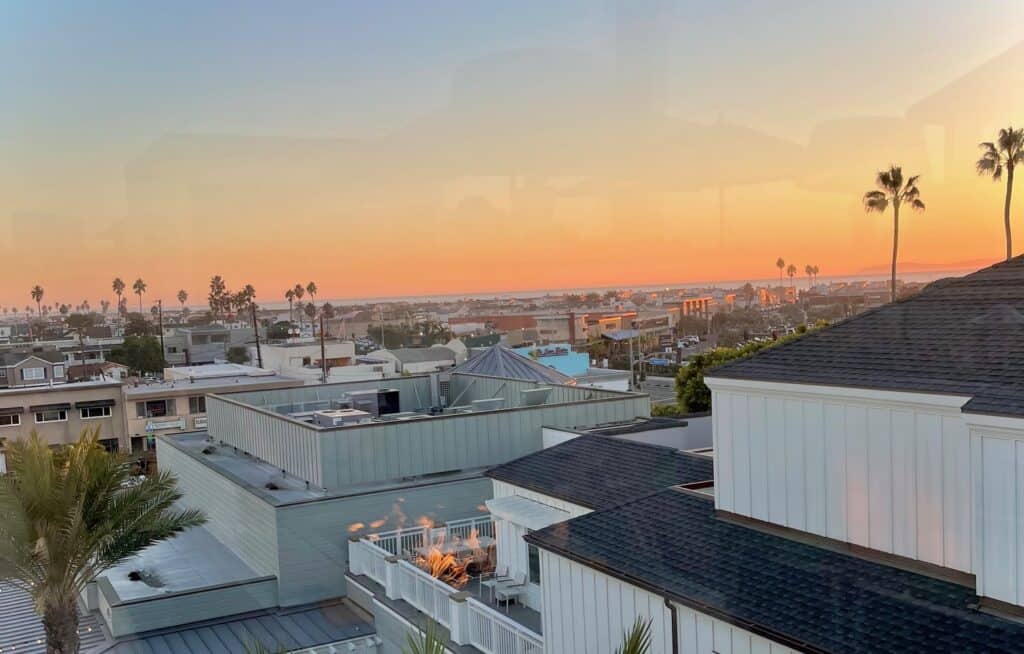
[707,378,973,574]
[968,414,1024,606]
[540,551,796,654]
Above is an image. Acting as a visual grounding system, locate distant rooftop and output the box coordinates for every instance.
[450,344,575,384]
[164,362,277,380]
[124,370,299,397]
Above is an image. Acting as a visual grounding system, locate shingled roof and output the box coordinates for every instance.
[526,489,1024,653]
[486,435,712,510]
[707,256,1024,417]
[450,344,575,385]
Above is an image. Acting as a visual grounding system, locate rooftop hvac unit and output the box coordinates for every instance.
[346,389,381,417]
[329,398,354,411]
[519,387,552,407]
[312,409,373,428]
[470,398,505,412]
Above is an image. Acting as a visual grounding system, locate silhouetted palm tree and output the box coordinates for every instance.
[775,257,785,287]
[863,165,925,303]
[804,264,814,289]
[786,264,797,290]
[177,289,188,312]
[306,281,318,313]
[976,126,1024,260]
[285,289,295,323]
[30,285,44,316]
[293,284,305,328]
[132,278,147,312]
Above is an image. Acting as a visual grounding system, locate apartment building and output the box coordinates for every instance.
[0,380,127,470]
[123,364,302,452]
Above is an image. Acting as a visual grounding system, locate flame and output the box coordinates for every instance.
[347,522,366,533]
[412,527,494,590]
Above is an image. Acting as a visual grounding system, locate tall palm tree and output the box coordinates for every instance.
[177,289,188,313]
[0,430,205,653]
[786,263,797,289]
[30,285,44,316]
[111,278,125,321]
[285,289,295,323]
[976,126,1024,261]
[804,264,814,289]
[775,257,785,287]
[306,281,318,313]
[863,165,925,303]
[293,284,305,328]
[132,278,147,313]
[812,265,820,286]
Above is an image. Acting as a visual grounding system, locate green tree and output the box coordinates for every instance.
[109,334,165,374]
[0,430,205,653]
[976,126,1024,261]
[132,278,147,313]
[31,285,44,316]
[123,313,151,337]
[403,619,446,654]
[226,346,250,364]
[208,275,229,318]
[615,617,652,654]
[863,165,925,303]
[66,313,97,332]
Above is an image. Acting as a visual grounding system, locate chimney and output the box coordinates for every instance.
[568,311,576,345]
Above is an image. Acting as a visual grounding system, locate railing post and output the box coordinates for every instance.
[449,591,471,645]
[347,536,363,576]
[384,556,401,600]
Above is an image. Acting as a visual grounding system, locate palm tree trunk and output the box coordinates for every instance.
[43,601,80,654]
[891,203,900,303]
[1005,165,1014,261]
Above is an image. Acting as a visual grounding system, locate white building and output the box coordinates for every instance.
[346,257,1024,653]
[255,338,387,382]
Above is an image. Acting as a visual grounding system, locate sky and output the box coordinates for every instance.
[3,0,1024,308]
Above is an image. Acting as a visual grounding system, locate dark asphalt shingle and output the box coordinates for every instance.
[707,256,1024,417]
[526,489,1024,654]
[486,435,712,510]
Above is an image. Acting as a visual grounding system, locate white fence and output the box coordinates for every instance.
[348,516,543,654]
[463,597,544,654]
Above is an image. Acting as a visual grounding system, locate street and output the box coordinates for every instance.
[638,375,677,405]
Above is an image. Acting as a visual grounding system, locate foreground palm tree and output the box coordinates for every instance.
[0,430,205,653]
[31,285,44,316]
[863,165,925,303]
[403,619,446,654]
[132,278,147,313]
[615,617,652,654]
[976,126,1024,260]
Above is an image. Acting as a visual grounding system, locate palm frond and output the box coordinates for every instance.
[404,619,446,654]
[862,190,888,213]
[615,617,653,654]
[910,198,926,211]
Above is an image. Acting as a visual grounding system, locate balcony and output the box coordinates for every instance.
[348,517,543,654]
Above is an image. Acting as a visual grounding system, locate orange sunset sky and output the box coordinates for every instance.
[4,1,1024,307]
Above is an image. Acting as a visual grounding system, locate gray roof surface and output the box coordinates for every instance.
[0,583,107,654]
[390,347,456,363]
[527,489,1024,654]
[708,256,1024,417]
[96,600,374,653]
[0,350,65,366]
[450,344,575,384]
[486,435,712,510]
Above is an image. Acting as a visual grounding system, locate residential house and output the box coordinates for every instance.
[366,345,460,375]
[162,325,253,365]
[0,350,67,387]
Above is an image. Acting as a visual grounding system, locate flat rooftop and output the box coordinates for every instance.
[164,431,487,506]
[100,525,263,603]
[124,372,298,397]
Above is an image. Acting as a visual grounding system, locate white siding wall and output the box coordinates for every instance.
[539,551,796,654]
[968,415,1024,606]
[492,480,590,610]
[707,378,973,573]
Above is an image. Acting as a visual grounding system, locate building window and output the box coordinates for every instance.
[22,367,45,381]
[0,369,7,378]
[528,543,541,585]
[52,364,65,378]
[0,414,20,427]
[99,438,119,453]
[188,396,206,414]
[80,406,112,419]
[35,409,67,423]
[137,400,171,418]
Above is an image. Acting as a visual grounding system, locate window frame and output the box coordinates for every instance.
[35,409,68,423]
[188,395,206,415]
[22,367,45,381]
[80,405,112,420]
[0,414,20,427]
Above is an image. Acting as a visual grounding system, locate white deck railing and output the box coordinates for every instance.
[463,597,544,654]
[347,516,543,654]
[366,515,495,557]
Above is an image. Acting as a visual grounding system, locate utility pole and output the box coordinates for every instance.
[319,311,328,383]
[156,299,165,360]
[250,301,263,368]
